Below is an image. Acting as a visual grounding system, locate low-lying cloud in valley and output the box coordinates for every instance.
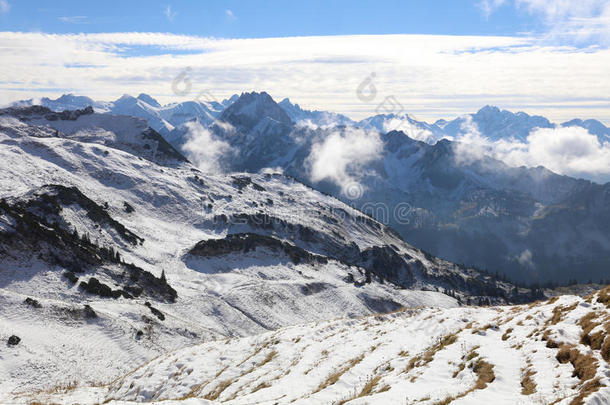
[181,121,233,173]
[454,121,610,183]
[306,128,383,196]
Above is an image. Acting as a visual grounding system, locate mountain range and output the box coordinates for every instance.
[1,99,608,403]
[10,93,610,285]
[1,104,537,400]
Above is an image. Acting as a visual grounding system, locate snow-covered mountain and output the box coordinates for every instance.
[201,92,610,284]
[0,106,535,401]
[16,93,610,146]
[442,105,554,142]
[279,98,355,127]
[359,113,448,143]
[11,92,610,284]
[13,93,234,137]
[562,118,610,142]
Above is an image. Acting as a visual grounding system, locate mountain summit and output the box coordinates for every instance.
[219,91,293,132]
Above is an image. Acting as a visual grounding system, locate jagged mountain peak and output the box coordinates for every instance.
[219,91,293,131]
[221,93,240,107]
[136,93,161,108]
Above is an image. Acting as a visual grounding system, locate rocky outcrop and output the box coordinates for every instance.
[189,233,328,266]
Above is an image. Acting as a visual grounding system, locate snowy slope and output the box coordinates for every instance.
[21,287,610,405]
[0,107,529,399]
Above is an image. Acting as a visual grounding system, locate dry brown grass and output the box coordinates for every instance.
[314,353,365,393]
[596,285,610,308]
[602,335,610,362]
[250,381,270,394]
[521,368,537,395]
[578,311,607,351]
[472,359,495,389]
[405,333,459,373]
[569,378,605,405]
[548,302,578,326]
[258,350,277,368]
[452,362,465,378]
[204,378,234,401]
[358,375,382,397]
[502,327,513,341]
[556,345,598,382]
[432,357,495,405]
[542,329,559,348]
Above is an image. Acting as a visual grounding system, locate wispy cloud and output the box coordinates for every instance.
[164,5,177,22]
[484,0,610,45]
[58,16,88,24]
[479,0,507,19]
[0,0,10,14]
[225,9,236,21]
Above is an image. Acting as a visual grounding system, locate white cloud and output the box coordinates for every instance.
[486,0,610,44]
[516,249,534,268]
[453,120,610,182]
[306,128,383,196]
[225,9,236,21]
[0,32,610,124]
[164,5,177,22]
[181,121,233,173]
[479,0,507,18]
[0,0,9,14]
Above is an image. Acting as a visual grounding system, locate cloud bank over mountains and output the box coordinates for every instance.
[1,31,610,125]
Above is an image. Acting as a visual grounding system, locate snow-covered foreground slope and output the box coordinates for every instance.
[17,287,610,405]
[0,108,531,400]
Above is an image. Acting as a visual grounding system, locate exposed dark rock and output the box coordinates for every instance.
[144,301,165,321]
[189,233,328,266]
[299,282,330,296]
[23,297,42,309]
[62,271,79,284]
[79,277,131,299]
[359,246,415,287]
[123,201,135,213]
[0,105,94,121]
[83,304,97,319]
[140,127,189,163]
[0,191,177,303]
[18,184,143,245]
[7,335,21,346]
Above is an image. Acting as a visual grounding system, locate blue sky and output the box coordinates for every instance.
[0,0,609,124]
[3,0,535,38]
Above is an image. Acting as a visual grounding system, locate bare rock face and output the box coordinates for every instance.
[7,335,20,346]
